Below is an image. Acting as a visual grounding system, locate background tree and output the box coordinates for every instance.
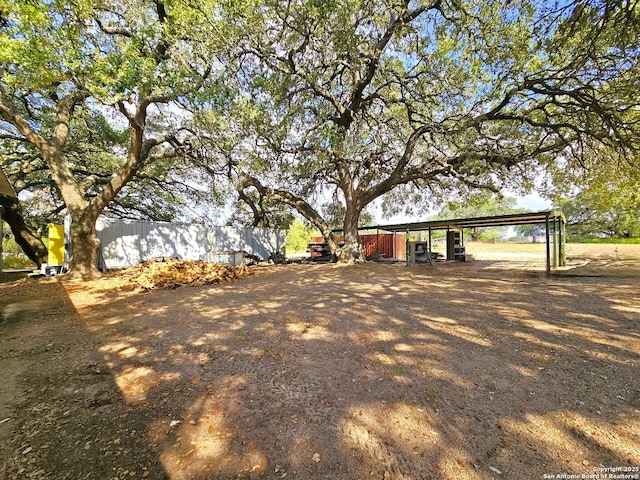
[0,163,46,265]
[0,198,46,266]
[227,0,639,263]
[552,164,640,238]
[0,0,230,277]
[226,188,296,229]
[285,218,315,254]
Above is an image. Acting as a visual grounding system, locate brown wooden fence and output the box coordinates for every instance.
[309,233,406,260]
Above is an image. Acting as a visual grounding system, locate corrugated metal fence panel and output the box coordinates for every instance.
[380,235,395,259]
[97,218,143,268]
[156,223,209,259]
[209,226,285,259]
[96,219,210,268]
[208,226,250,253]
[250,228,286,259]
[361,234,406,260]
[96,219,284,268]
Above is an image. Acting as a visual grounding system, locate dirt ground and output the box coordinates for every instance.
[1,257,639,480]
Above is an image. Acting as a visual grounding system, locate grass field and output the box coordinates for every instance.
[430,241,640,262]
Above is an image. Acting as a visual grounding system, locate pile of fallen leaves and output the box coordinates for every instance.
[117,258,252,290]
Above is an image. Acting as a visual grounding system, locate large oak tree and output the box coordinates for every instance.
[227,0,639,262]
[0,0,230,277]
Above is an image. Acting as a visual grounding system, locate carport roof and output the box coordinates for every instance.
[0,167,17,199]
[361,210,565,233]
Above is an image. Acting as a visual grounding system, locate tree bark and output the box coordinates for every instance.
[1,199,47,266]
[337,204,363,263]
[67,211,101,278]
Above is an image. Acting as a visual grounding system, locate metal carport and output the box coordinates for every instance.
[361,210,567,276]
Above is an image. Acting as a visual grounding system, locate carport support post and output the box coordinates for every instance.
[545,213,551,276]
[560,218,566,267]
[552,218,558,268]
[405,226,410,267]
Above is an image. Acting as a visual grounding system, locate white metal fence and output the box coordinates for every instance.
[96,218,286,269]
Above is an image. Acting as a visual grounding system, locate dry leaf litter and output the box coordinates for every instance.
[117,258,252,290]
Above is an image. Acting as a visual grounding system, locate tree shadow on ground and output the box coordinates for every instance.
[60,262,640,479]
[0,278,171,479]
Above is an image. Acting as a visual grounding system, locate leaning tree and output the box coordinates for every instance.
[225,0,639,263]
[0,0,233,277]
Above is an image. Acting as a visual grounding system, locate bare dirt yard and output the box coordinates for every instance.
[1,250,639,479]
[449,242,640,277]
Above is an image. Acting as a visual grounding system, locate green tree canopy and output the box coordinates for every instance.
[0,0,234,276]
[226,0,639,263]
[322,202,375,230]
[285,217,315,254]
[553,161,640,238]
[2,109,218,228]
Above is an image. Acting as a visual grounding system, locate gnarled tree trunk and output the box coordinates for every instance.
[67,211,101,278]
[237,173,347,261]
[335,205,363,263]
[1,199,47,267]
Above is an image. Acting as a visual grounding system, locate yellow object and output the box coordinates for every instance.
[48,224,65,266]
